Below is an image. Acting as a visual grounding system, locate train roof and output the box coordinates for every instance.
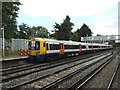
[30,38,112,46]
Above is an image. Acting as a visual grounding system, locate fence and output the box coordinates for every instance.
[1,38,29,51]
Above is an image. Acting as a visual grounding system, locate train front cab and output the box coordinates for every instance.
[28,38,46,62]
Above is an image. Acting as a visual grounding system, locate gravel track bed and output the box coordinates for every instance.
[2,53,111,89]
[80,54,118,89]
[111,53,120,89]
[19,53,111,89]
[2,63,34,72]
[2,52,106,82]
[53,53,114,89]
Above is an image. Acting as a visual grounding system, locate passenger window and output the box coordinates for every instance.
[43,43,45,47]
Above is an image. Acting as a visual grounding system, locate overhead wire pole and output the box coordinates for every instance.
[1,26,4,57]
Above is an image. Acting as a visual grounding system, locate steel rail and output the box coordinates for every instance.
[107,55,120,90]
[39,53,113,90]
[2,52,111,89]
[2,52,107,83]
[68,53,117,90]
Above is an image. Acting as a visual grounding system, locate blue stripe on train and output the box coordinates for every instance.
[29,49,100,62]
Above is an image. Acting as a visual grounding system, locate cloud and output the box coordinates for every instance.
[18,0,119,35]
[19,0,119,18]
[91,15,118,35]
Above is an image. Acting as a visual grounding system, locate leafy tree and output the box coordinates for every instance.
[18,23,50,39]
[52,15,74,40]
[32,26,50,38]
[77,23,92,41]
[71,32,79,41]
[96,34,101,36]
[37,27,50,38]
[18,23,32,39]
[2,2,21,39]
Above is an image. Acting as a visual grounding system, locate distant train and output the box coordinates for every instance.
[28,38,113,62]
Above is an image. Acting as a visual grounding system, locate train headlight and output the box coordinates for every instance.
[36,52,40,54]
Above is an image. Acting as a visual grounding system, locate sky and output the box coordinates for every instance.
[17,0,119,36]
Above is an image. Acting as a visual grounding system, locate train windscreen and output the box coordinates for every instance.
[28,41,40,50]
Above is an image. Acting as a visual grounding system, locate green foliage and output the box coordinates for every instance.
[77,23,92,41]
[71,32,79,41]
[18,23,32,39]
[31,26,50,38]
[96,34,101,36]
[52,15,74,40]
[2,2,21,39]
[18,23,50,39]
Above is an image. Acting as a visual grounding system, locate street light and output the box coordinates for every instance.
[1,26,4,57]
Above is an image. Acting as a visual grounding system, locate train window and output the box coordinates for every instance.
[43,43,45,47]
[35,41,40,50]
[28,42,31,50]
[82,45,86,49]
[93,46,98,48]
[98,46,100,48]
[46,43,48,50]
[50,44,60,50]
[64,45,79,49]
[89,46,92,48]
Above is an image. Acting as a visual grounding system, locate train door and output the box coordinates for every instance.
[60,43,64,54]
[91,45,93,51]
[40,41,46,55]
[79,44,81,52]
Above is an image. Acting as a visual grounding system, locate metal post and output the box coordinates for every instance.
[2,26,4,57]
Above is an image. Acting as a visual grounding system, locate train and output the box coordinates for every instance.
[28,38,113,62]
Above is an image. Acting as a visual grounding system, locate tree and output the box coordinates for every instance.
[18,23,32,39]
[77,23,92,41]
[52,15,74,40]
[71,32,79,41]
[2,2,21,39]
[96,34,101,36]
[18,24,50,39]
[35,26,50,38]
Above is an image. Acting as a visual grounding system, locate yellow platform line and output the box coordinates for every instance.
[46,78,56,81]
[39,80,50,84]
[31,84,42,88]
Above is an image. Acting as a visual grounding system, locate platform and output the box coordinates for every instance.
[0,56,28,61]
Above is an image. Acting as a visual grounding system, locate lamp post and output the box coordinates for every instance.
[1,26,4,57]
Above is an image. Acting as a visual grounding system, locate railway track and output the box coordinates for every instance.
[2,50,110,72]
[2,51,113,89]
[67,51,119,90]
[107,55,120,90]
[2,51,110,82]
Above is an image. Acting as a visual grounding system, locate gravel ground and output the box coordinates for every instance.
[2,51,111,89]
[19,53,111,89]
[53,53,114,89]
[3,53,106,89]
[2,53,101,81]
[111,54,120,89]
[81,54,119,89]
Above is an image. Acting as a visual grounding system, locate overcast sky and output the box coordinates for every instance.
[17,0,119,36]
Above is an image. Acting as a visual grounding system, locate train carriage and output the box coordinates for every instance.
[28,38,113,62]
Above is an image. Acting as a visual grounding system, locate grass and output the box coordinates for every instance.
[3,50,20,57]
